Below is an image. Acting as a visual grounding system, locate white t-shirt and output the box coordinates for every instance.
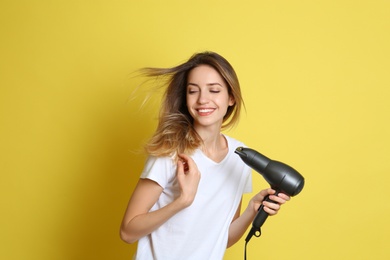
[134,135,252,260]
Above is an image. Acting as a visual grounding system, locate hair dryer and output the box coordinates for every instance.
[235,147,305,242]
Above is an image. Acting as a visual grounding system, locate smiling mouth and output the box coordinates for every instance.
[197,108,215,115]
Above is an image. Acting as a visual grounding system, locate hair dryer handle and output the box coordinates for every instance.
[245,191,279,242]
[253,191,279,229]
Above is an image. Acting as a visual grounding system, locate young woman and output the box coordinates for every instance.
[120,51,290,259]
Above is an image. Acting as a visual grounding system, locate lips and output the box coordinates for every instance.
[196,108,215,116]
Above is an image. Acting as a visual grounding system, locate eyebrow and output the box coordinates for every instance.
[187,82,223,87]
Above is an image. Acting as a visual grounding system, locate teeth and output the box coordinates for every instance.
[198,109,213,113]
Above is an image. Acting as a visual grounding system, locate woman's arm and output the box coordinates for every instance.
[120,154,201,244]
[227,189,290,247]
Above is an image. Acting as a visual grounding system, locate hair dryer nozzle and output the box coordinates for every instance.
[234,147,246,157]
[235,147,270,173]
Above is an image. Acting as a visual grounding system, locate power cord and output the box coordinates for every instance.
[244,226,262,260]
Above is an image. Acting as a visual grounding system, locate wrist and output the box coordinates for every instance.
[243,202,257,219]
[176,194,194,209]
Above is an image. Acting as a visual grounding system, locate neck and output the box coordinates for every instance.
[196,130,227,155]
[195,123,220,143]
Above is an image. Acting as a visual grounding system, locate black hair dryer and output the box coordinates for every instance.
[235,147,305,242]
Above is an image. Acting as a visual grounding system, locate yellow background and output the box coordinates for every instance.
[1,1,389,259]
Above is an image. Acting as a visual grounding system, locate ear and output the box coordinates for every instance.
[228,95,235,106]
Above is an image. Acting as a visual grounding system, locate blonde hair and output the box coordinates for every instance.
[141,51,244,157]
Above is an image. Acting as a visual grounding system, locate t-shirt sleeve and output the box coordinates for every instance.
[140,156,176,189]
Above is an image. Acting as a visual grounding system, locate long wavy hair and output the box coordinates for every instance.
[141,51,244,157]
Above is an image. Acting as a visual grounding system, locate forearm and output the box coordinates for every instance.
[227,206,256,248]
[120,196,188,244]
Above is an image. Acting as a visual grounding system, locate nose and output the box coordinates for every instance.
[197,90,209,104]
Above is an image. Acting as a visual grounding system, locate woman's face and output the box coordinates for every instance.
[186,65,235,130]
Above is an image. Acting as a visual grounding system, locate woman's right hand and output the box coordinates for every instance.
[176,154,201,207]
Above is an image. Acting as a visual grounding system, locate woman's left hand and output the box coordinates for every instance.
[250,188,291,216]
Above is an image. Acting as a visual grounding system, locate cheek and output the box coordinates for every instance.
[186,93,198,106]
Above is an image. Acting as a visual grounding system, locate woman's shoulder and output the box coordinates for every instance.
[144,155,176,168]
[141,155,177,186]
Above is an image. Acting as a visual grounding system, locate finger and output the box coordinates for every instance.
[178,153,189,160]
[177,159,185,174]
[278,193,291,201]
[268,188,277,195]
[263,200,281,211]
[262,188,276,196]
[179,159,189,172]
[177,154,190,172]
[263,205,279,215]
[178,154,193,166]
[269,195,287,205]
[258,188,271,197]
[178,154,197,172]
[271,193,291,204]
